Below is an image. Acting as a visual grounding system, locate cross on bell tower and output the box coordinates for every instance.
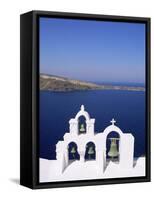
[81,105,85,111]
[110,118,116,125]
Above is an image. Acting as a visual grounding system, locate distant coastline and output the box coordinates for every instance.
[40,74,145,92]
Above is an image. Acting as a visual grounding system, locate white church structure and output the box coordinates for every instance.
[56,105,135,174]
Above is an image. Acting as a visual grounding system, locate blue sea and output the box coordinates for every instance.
[39,89,145,160]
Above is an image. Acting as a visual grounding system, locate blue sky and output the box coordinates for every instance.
[40,17,145,84]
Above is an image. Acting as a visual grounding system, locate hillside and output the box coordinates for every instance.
[40,74,145,92]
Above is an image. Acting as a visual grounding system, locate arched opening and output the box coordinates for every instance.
[68,142,80,160]
[78,116,86,134]
[85,142,96,161]
[106,131,120,164]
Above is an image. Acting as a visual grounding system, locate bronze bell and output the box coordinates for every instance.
[79,123,85,132]
[87,146,94,159]
[108,138,119,158]
[70,146,76,158]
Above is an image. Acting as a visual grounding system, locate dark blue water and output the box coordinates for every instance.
[39,90,145,159]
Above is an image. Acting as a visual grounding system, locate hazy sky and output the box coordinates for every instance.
[40,17,145,84]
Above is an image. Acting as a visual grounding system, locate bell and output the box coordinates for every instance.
[70,146,76,158]
[79,123,85,132]
[88,146,94,155]
[108,138,119,158]
[87,146,94,159]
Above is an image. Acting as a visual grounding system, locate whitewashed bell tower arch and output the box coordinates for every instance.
[69,105,95,135]
[101,118,134,170]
